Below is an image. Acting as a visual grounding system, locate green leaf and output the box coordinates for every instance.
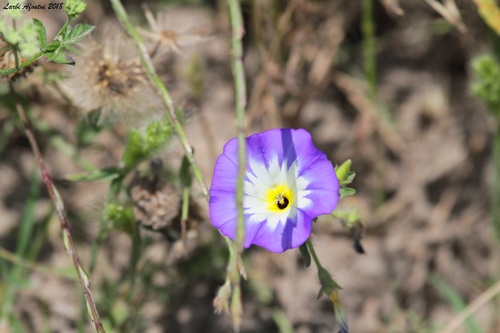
[0,67,18,76]
[430,274,484,333]
[122,118,174,170]
[32,18,46,49]
[63,167,121,182]
[64,44,78,54]
[104,202,135,236]
[299,243,311,267]
[339,187,356,198]
[61,24,72,40]
[45,51,75,65]
[64,24,95,45]
[179,155,193,187]
[45,40,61,52]
[346,171,356,184]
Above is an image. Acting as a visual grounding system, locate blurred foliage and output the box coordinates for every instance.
[472,54,500,118]
[430,274,484,333]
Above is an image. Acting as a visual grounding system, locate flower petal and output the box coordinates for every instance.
[209,128,339,252]
[250,208,312,252]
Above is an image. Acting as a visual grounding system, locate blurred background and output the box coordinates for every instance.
[1,0,500,332]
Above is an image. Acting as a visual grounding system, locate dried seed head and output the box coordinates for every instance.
[132,179,181,232]
[62,25,163,125]
[131,173,201,242]
[140,6,212,57]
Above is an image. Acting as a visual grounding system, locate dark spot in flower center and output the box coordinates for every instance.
[277,196,289,210]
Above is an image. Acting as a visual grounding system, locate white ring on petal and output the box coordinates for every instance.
[243,155,313,231]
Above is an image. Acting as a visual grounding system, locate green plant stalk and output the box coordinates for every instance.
[306,238,323,270]
[13,93,105,333]
[0,52,43,76]
[55,18,71,39]
[228,0,247,255]
[227,0,247,330]
[109,0,208,198]
[306,238,348,333]
[362,0,377,101]
[492,128,500,241]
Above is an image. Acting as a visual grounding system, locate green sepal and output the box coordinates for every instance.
[317,286,325,300]
[339,187,356,198]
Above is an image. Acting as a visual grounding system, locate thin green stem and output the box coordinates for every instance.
[228,0,247,262]
[362,0,377,101]
[55,18,71,39]
[12,87,105,332]
[492,128,500,241]
[0,51,43,76]
[306,238,323,270]
[109,0,208,198]
[227,0,247,330]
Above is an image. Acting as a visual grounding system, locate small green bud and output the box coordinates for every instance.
[0,20,7,33]
[64,0,87,19]
[3,0,25,19]
[122,118,174,169]
[20,41,39,58]
[19,21,40,58]
[335,159,352,184]
[4,29,21,45]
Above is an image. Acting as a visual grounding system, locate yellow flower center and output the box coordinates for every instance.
[265,184,294,213]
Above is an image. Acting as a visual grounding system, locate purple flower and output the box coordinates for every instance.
[209,128,339,253]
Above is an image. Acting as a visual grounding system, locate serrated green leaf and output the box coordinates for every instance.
[339,187,356,198]
[46,51,75,65]
[32,18,46,49]
[64,24,95,45]
[64,44,78,54]
[61,24,72,39]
